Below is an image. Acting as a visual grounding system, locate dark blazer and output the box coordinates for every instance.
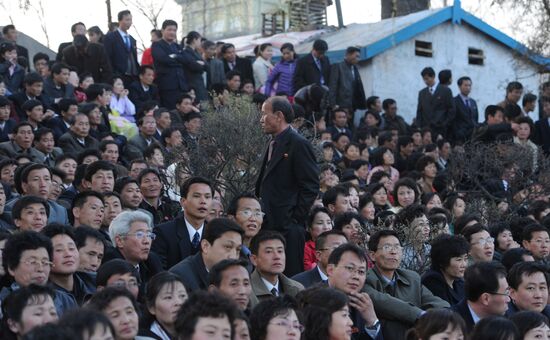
[62,42,113,83]
[103,30,139,77]
[326,125,353,140]
[8,91,50,121]
[450,95,478,144]
[250,270,304,302]
[534,118,550,155]
[151,216,201,269]
[421,269,465,306]
[45,116,71,142]
[473,122,513,144]
[255,127,319,230]
[223,57,254,87]
[102,247,163,294]
[43,77,75,107]
[58,131,99,154]
[169,252,209,292]
[255,127,318,276]
[293,53,331,91]
[328,61,366,110]
[0,118,16,142]
[505,301,550,319]
[0,61,25,93]
[151,39,188,92]
[128,81,159,114]
[451,299,475,334]
[56,42,72,61]
[415,84,455,137]
[0,141,45,163]
[182,46,208,101]
[291,267,323,288]
[41,147,64,168]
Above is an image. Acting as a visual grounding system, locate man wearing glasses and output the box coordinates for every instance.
[452,261,510,334]
[365,229,449,339]
[521,224,550,263]
[103,210,163,294]
[461,223,495,263]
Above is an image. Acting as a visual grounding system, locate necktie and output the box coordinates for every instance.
[192,232,200,249]
[314,57,325,84]
[267,140,276,162]
[271,287,278,296]
[124,35,131,50]
[429,87,434,95]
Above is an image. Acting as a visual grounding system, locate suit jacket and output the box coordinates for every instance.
[450,95,478,144]
[207,58,226,88]
[0,61,25,93]
[0,119,16,142]
[151,216,200,269]
[505,301,550,319]
[128,81,159,114]
[327,125,353,140]
[56,42,72,61]
[293,53,331,91]
[451,299,476,334]
[250,270,304,302]
[8,91,50,121]
[291,267,323,288]
[103,247,163,294]
[169,252,209,292]
[58,131,99,155]
[534,118,550,155]
[365,267,449,339]
[0,141,45,163]
[255,127,319,230]
[223,57,254,87]
[62,43,113,83]
[152,39,188,92]
[43,77,75,109]
[415,84,455,136]
[421,269,464,306]
[328,61,366,110]
[125,134,157,162]
[103,30,139,77]
[182,46,208,101]
[45,116,71,142]
[473,122,513,144]
[40,147,64,168]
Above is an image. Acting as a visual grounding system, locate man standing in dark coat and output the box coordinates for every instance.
[152,20,189,109]
[450,76,478,145]
[62,35,113,83]
[415,67,455,140]
[293,39,331,91]
[255,96,319,276]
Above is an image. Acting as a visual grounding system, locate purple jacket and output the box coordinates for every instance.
[264,59,296,96]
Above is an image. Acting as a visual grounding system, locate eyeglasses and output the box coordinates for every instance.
[238,209,265,219]
[269,320,305,333]
[124,231,156,240]
[22,259,54,269]
[472,237,494,247]
[489,289,510,297]
[109,280,139,289]
[341,265,367,277]
[377,244,403,253]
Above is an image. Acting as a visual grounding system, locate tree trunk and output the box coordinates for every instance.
[381,0,430,19]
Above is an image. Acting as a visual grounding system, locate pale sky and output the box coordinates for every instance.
[0,0,526,52]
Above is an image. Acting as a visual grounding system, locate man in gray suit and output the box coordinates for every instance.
[365,229,449,339]
[33,128,63,168]
[125,115,159,162]
[328,46,366,113]
[0,122,45,163]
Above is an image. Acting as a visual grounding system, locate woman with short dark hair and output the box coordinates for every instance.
[250,295,302,340]
[405,308,466,340]
[422,234,470,305]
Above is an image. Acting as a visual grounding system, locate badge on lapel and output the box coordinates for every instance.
[283,153,288,158]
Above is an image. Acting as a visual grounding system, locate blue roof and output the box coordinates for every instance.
[289,1,550,70]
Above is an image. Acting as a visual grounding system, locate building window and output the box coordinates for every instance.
[415,40,433,57]
[468,48,484,65]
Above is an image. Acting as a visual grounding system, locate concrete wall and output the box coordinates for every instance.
[176,0,284,40]
[358,21,543,124]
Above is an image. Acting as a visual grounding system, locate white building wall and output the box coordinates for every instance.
[357,22,542,124]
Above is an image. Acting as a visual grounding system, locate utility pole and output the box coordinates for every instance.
[106,0,112,30]
[335,0,344,28]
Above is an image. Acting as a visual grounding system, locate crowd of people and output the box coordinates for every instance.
[0,7,550,340]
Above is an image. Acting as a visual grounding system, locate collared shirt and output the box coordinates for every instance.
[468,303,481,324]
[261,276,280,295]
[459,93,470,106]
[117,28,130,47]
[185,217,204,242]
[317,266,328,281]
[429,82,439,95]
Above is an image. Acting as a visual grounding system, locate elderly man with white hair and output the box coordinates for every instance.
[102,210,163,295]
